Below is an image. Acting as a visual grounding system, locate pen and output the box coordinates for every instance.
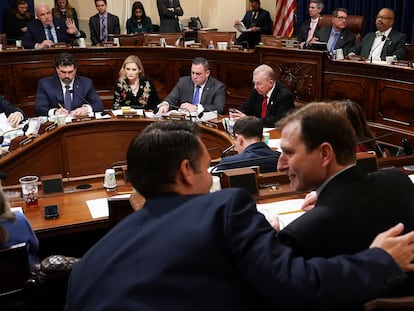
[58,103,64,109]
[278,209,304,215]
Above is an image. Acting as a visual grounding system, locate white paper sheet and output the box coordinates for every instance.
[257,199,305,229]
[86,198,109,219]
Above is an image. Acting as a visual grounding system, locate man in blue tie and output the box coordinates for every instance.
[310,8,355,56]
[157,57,226,115]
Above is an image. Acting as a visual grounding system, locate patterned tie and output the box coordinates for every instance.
[64,85,72,111]
[46,25,54,42]
[101,16,107,41]
[261,95,268,118]
[192,85,200,105]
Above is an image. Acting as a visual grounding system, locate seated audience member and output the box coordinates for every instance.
[297,0,324,49]
[276,102,414,299]
[126,1,153,34]
[4,0,34,44]
[89,0,120,46]
[65,120,414,311]
[348,8,407,61]
[230,64,294,128]
[113,55,160,110]
[0,95,25,127]
[35,53,103,117]
[156,0,184,33]
[0,188,39,266]
[234,0,272,49]
[312,8,355,56]
[333,99,383,156]
[52,0,79,29]
[23,2,85,49]
[216,116,279,173]
[157,57,226,115]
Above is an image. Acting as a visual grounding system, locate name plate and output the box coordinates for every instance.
[19,137,33,146]
[116,114,143,119]
[200,121,218,129]
[72,116,95,122]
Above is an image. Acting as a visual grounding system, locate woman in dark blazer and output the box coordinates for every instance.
[113,55,160,111]
[126,1,153,34]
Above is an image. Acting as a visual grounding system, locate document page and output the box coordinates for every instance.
[257,199,305,229]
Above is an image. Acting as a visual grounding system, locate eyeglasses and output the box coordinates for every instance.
[376,15,393,20]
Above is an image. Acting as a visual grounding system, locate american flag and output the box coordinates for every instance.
[273,0,296,37]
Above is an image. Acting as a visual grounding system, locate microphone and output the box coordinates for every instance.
[357,132,394,145]
[174,36,183,47]
[69,89,92,107]
[210,153,280,174]
[369,35,386,62]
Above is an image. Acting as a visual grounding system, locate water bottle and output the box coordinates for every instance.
[208,40,214,49]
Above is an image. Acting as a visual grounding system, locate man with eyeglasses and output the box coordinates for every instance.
[348,8,407,61]
[310,8,355,56]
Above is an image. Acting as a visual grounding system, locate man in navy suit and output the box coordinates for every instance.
[35,53,103,117]
[234,0,272,49]
[23,3,85,49]
[89,0,120,46]
[230,64,294,128]
[312,8,355,56]
[216,116,279,173]
[65,120,414,311]
[157,57,226,114]
[348,8,407,61]
[0,95,24,127]
[157,0,184,33]
[276,102,414,300]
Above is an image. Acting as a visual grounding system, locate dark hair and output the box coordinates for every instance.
[13,0,33,19]
[249,0,260,4]
[53,0,75,19]
[277,102,356,165]
[0,189,16,245]
[127,121,203,198]
[95,0,107,5]
[332,8,348,17]
[192,57,210,71]
[131,1,147,20]
[233,116,263,140]
[54,53,78,69]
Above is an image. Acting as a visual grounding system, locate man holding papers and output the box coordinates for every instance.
[276,102,414,298]
[0,95,24,127]
[65,120,414,311]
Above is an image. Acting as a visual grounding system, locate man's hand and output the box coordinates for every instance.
[229,109,245,121]
[300,191,317,211]
[7,112,23,128]
[156,102,169,115]
[70,106,89,117]
[55,108,69,116]
[38,39,55,49]
[65,18,79,35]
[180,103,196,112]
[370,223,414,272]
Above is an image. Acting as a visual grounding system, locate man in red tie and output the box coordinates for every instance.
[230,64,294,128]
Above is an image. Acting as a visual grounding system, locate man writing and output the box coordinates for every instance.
[157,57,226,115]
[65,120,414,311]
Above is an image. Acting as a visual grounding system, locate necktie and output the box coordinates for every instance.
[46,25,54,42]
[261,95,268,118]
[192,85,200,105]
[306,20,317,42]
[169,0,173,7]
[64,85,72,111]
[101,16,107,41]
[328,32,339,54]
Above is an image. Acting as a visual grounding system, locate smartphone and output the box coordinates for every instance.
[44,204,59,219]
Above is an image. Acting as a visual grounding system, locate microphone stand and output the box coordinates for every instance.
[69,89,95,121]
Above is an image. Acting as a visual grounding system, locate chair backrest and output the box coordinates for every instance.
[110,34,144,46]
[197,31,236,48]
[0,242,29,295]
[365,296,414,311]
[405,43,414,61]
[260,35,283,47]
[318,14,365,43]
[0,33,7,45]
[143,32,184,47]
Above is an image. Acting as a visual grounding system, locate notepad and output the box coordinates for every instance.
[257,199,305,229]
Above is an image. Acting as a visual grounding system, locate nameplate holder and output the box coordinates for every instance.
[9,135,33,151]
[116,114,142,119]
[205,118,225,131]
[41,174,64,194]
[38,121,57,134]
[72,116,95,122]
[20,137,33,146]
[221,167,259,196]
[200,121,218,129]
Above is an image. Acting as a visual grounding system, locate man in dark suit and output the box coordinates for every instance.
[348,8,407,61]
[312,8,355,56]
[89,0,120,46]
[157,0,184,33]
[23,3,85,49]
[157,57,226,115]
[230,64,294,128]
[297,0,324,48]
[234,0,272,49]
[35,53,103,117]
[276,102,414,299]
[0,95,24,127]
[64,120,414,311]
[216,116,279,173]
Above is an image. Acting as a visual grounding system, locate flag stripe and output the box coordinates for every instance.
[273,0,296,37]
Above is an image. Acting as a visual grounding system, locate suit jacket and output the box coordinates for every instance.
[0,95,24,117]
[65,189,406,311]
[88,13,120,46]
[157,0,184,33]
[236,9,272,48]
[238,83,294,128]
[315,26,355,55]
[35,74,103,116]
[279,166,414,296]
[297,17,320,44]
[164,76,226,114]
[217,142,280,173]
[348,29,407,60]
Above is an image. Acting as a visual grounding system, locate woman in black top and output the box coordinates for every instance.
[52,0,79,28]
[126,1,153,34]
[5,0,34,43]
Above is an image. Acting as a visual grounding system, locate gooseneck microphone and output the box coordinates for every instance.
[369,35,386,62]
[69,89,93,108]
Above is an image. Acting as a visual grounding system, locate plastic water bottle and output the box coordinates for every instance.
[208,40,214,49]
